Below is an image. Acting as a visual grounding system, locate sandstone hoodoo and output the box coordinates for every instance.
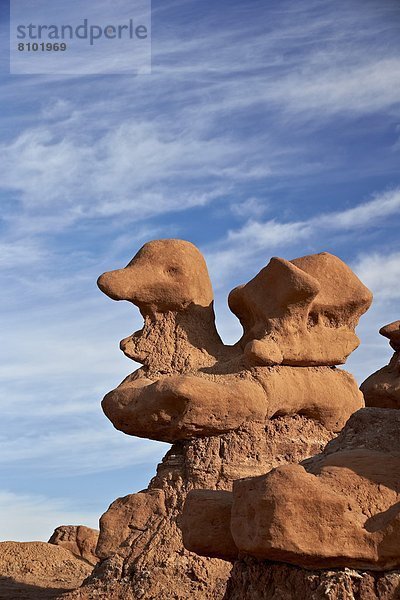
[60,239,372,600]
[98,241,367,443]
[361,320,400,409]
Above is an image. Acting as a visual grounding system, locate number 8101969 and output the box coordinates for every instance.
[18,42,67,51]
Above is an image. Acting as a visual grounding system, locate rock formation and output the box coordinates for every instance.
[361,320,400,408]
[57,239,372,600]
[229,252,372,367]
[98,241,367,441]
[49,526,99,566]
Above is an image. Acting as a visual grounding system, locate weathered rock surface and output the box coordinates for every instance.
[96,489,166,560]
[49,526,99,566]
[183,408,400,572]
[181,490,237,562]
[224,557,400,600]
[361,321,400,409]
[102,366,363,442]
[381,321,400,352]
[64,417,333,599]
[0,541,92,600]
[229,252,372,367]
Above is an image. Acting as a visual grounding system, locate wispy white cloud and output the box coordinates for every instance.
[0,491,99,541]
[1,0,399,240]
[206,187,400,286]
[0,428,167,475]
[318,188,400,230]
[0,119,251,232]
[353,251,400,302]
[230,197,270,219]
[0,240,47,269]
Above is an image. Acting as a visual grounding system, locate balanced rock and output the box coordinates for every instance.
[49,525,99,565]
[182,408,400,571]
[381,321,400,352]
[361,320,400,409]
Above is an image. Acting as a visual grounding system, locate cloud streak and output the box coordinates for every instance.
[206,187,400,285]
[0,491,99,541]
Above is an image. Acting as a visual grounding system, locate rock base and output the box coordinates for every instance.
[224,558,400,600]
[62,416,333,600]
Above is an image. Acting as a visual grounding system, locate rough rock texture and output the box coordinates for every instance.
[381,321,400,352]
[0,541,92,600]
[183,408,400,572]
[49,526,99,566]
[64,417,333,600]
[361,321,400,409]
[229,252,372,367]
[96,489,166,560]
[224,557,400,600]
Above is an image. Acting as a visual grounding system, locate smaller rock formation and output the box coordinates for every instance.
[361,320,400,408]
[49,525,99,565]
[229,252,372,367]
[96,490,166,561]
[182,408,400,571]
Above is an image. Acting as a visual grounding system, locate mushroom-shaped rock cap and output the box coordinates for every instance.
[230,252,372,326]
[228,252,373,366]
[380,321,400,352]
[97,239,214,312]
[291,252,373,321]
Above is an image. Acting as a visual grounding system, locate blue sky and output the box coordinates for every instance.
[0,0,400,541]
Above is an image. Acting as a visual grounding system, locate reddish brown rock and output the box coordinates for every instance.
[49,525,99,566]
[103,366,362,442]
[0,541,92,599]
[61,240,371,599]
[381,321,400,352]
[229,252,372,367]
[180,490,237,562]
[64,417,333,600]
[97,239,227,376]
[361,321,400,409]
[183,408,400,572]
[224,557,400,600]
[97,489,166,560]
